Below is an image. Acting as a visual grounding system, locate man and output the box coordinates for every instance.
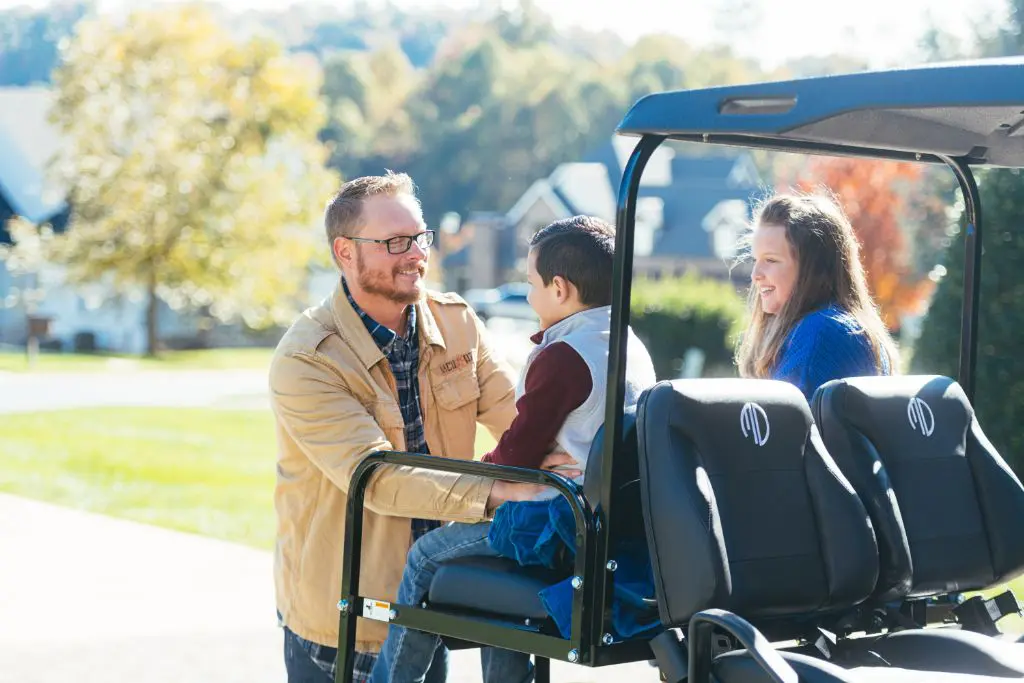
[270,171,574,682]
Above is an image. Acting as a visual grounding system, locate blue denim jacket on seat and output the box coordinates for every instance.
[487,492,659,641]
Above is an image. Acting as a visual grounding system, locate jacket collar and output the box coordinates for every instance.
[530,305,611,346]
[417,295,446,352]
[329,277,446,370]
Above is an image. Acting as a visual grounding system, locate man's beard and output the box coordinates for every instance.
[355,253,425,305]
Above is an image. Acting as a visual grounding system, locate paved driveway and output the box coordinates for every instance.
[0,495,658,682]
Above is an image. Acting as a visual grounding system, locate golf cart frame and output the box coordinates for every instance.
[335,57,1024,682]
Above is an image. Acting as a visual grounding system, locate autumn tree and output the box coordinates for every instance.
[43,4,338,354]
[795,158,935,332]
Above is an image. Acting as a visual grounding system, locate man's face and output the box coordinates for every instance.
[343,194,430,305]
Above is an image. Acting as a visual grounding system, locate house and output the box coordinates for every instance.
[0,86,197,353]
[443,137,764,292]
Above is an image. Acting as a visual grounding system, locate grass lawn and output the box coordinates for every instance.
[0,407,499,550]
[0,347,275,373]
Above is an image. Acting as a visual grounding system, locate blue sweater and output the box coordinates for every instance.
[772,304,890,400]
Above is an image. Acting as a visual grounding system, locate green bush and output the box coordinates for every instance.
[911,168,1024,476]
[630,273,747,380]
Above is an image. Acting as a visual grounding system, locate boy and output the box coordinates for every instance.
[369,215,657,683]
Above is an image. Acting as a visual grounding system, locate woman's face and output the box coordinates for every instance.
[750,222,798,315]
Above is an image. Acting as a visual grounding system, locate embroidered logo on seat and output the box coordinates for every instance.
[740,402,770,446]
[907,397,935,437]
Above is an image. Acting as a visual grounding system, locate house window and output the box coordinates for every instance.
[634,197,664,258]
[702,199,750,261]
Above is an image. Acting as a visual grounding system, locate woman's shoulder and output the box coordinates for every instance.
[792,304,864,339]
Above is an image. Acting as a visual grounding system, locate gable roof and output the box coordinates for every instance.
[519,138,764,260]
[0,87,68,227]
[547,162,616,221]
[505,177,572,228]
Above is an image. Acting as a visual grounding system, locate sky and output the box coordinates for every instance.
[1,0,1009,69]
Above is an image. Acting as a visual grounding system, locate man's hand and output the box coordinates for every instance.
[540,451,581,479]
[487,479,546,510]
[485,452,583,513]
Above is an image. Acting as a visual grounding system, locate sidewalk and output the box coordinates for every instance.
[0,494,657,682]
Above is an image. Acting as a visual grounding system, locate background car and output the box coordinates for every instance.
[462,283,535,322]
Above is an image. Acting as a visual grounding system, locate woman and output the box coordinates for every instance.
[735,192,899,400]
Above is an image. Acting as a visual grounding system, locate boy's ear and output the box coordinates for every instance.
[552,275,576,304]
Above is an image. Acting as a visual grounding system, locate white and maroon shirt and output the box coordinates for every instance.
[482,305,657,491]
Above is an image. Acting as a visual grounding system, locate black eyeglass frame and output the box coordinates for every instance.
[343,230,435,255]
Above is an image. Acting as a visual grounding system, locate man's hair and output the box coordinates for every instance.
[529,215,616,307]
[324,171,419,247]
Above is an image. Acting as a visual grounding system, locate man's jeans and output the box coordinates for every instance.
[283,623,449,683]
[369,522,534,683]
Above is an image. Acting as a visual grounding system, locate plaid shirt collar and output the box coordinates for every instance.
[342,278,417,354]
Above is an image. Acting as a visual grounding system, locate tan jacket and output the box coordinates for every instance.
[269,280,517,651]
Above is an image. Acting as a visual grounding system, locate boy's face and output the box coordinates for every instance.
[526,248,570,330]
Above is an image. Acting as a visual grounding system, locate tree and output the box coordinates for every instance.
[308,5,766,231]
[912,0,1024,474]
[795,158,935,332]
[45,5,339,354]
[911,169,1024,474]
[977,0,1024,56]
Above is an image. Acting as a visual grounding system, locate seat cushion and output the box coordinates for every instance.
[427,556,565,620]
[850,628,1024,677]
[713,649,1006,683]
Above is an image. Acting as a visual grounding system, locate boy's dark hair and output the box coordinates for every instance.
[529,215,615,307]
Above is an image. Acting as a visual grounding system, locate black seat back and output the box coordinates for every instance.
[636,378,878,628]
[584,406,643,544]
[812,375,1024,599]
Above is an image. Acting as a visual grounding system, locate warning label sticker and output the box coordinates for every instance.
[362,599,392,622]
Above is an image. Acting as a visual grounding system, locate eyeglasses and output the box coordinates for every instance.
[344,230,435,255]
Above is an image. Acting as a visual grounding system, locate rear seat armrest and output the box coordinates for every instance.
[350,450,589,511]
[688,608,799,683]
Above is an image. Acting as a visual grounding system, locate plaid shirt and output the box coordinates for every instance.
[290,280,442,680]
[343,279,441,539]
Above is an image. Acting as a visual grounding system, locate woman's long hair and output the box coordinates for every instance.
[735,191,900,379]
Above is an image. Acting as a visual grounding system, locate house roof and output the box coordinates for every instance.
[0,87,68,229]
[506,137,763,261]
[548,162,616,221]
[505,177,572,228]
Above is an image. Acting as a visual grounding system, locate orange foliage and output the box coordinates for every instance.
[794,158,936,331]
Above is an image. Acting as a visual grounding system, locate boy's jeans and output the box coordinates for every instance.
[369,522,534,683]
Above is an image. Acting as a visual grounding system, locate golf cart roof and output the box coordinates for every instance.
[616,57,1024,167]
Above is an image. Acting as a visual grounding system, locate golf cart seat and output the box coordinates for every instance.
[635,378,1017,683]
[811,375,1024,675]
[426,409,645,626]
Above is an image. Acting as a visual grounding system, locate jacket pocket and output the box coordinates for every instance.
[433,370,481,411]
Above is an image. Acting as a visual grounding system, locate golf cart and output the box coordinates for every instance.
[336,57,1024,682]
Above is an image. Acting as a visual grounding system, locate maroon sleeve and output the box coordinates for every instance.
[482,341,592,469]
